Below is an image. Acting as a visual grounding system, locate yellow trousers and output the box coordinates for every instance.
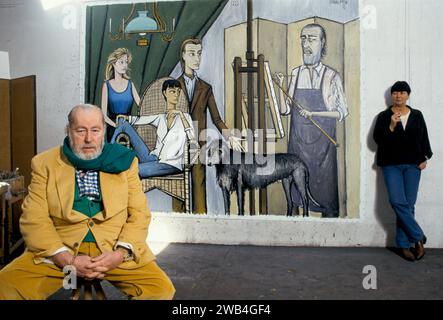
[0,243,175,300]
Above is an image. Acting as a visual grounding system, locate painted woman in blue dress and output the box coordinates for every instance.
[101,48,141,141]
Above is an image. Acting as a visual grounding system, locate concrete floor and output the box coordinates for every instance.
[48,243,443,300]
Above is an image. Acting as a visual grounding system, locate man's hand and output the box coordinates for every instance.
[88,251,125,274]
[299,109,313,119]
[275,72,285,85]
[51,251,104,280]
[228,136,245,152]
[51,251,73,269]
[74,255,105,280]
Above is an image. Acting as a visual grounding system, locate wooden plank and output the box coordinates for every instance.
[233,57,243,131]
[264,61,285,139]
[10,76,36,188]
[257,55,267,215]
[0,79,11,171]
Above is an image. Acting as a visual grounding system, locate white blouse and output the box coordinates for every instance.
[400,110,411,130]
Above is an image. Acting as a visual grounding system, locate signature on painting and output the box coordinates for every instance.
[330,0,349,9]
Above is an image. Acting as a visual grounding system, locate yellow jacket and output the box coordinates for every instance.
[19,146,155,267]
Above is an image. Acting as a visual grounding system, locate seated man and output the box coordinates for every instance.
[0,104,175,300]
[111,79,196,178]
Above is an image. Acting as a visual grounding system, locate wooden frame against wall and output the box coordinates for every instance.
[0,79,11,171]
[0,76,36,186]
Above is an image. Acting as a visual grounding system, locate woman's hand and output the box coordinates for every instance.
[418,161,427,171]
[390,112,401,131]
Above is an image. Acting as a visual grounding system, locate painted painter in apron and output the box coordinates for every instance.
[288,68,339,217]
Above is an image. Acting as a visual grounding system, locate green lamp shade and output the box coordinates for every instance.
[125,11,158,34]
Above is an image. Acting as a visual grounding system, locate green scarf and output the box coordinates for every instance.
[63,136,135,173]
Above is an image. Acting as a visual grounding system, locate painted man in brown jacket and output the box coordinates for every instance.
[176,38,243,214]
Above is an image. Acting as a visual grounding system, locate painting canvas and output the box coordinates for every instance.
[84,0,360,219]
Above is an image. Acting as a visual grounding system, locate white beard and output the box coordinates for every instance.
[75,149,102,160]
[68,134,105,160]
[303,50,322,66]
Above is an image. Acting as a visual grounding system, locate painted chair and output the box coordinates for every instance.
[117,77,197,213]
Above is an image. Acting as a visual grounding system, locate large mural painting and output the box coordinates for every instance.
[84,0,360,219]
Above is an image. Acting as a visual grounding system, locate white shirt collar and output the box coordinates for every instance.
[183,72,198,83]
[300,61,324,77]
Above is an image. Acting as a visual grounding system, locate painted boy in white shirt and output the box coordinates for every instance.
[111,79,196,178]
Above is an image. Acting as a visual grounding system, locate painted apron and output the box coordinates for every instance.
[288,68,338,217]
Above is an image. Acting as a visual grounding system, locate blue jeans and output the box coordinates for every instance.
[382,164,425,249]
[111,119,181,178]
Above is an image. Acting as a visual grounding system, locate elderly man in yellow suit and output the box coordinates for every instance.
[0,104,175,300]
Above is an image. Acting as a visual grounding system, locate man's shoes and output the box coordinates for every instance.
[400,248,416,261]
[414,236,427,260]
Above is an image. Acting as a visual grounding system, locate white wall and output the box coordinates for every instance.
[0,51,10,79]
[359,0,443,248]
[0,0,82,152]
[0,0,442,248]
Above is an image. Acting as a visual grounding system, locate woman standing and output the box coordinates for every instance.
[373,81,432,261]
[101,48,141,141]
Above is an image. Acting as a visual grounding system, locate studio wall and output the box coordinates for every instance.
[0,0,441,248]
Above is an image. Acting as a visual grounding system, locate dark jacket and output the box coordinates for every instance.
[373,106,433,166]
